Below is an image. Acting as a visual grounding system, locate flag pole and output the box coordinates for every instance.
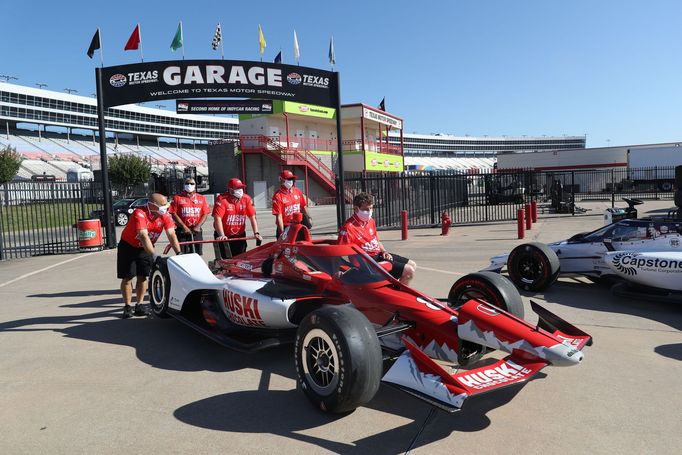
[138,23,144,62]
[181,21,185,60]
[98,28,104,68]
[220,22,224,60]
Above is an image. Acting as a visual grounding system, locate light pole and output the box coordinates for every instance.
[0,75,18,82]
[155,104,166,110]
[35,83,48,89]
[64,88,78,94]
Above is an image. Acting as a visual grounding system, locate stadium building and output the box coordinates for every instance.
[1,81,586,190]
[0,81,237,182]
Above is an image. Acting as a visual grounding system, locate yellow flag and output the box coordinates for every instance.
[258,25,267,55]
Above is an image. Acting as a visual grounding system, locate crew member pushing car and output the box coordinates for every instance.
[213,178,262,258]
[169,177,211,255]
[272,170,311,238]
[117,192,181,319]
[337,192,417,285]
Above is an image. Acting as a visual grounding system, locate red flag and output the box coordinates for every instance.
[124,25,141,50]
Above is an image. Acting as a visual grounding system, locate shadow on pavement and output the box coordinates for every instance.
[174,370,532,453]
[27,290,120,298]
[654,343,682,361]
[1,293,541,452]
[527,279,682,360]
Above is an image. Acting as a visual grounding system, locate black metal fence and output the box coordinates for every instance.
[0,181,106,259]
[343,166,678,229]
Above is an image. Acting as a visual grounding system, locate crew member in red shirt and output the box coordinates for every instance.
[272,170,311,238]
[213,178,262,258]
[117,193,181,319]
[169,177,211,255]
[337,192,416,285]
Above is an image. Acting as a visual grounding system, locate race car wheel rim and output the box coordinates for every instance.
[117,213,128,225]
[452,288,490,307]
[150,270,165,310]
[301,329,340,396]
[518,255,544,284]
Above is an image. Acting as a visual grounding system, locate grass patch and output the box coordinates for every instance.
[0,203,102,232]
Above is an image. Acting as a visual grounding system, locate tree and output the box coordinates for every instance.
[108,154,151,197]
[0,146,22,184]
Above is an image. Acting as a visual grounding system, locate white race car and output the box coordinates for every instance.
[485,216,682,295]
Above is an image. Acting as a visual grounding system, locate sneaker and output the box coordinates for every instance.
[122,305,133,319]
[133,304,148,316]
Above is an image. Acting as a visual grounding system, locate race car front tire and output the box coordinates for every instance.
[295,305,382,414]
[448,271,524,319]
[507,242,560,292]
[149,258,171,318]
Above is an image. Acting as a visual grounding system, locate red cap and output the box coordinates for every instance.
[280,170,297,180]
[227,178,247,189]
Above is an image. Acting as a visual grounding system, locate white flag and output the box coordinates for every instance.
[212,23,222,50]
[293,30,300,63]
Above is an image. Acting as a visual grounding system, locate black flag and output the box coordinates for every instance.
[87,29,100,59]
[378,97,385,111]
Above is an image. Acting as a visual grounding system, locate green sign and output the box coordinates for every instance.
[364,151,404,172]
[283,101,336,119]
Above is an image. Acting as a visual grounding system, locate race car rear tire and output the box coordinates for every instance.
[448,271,524,319]
[507,242,560,292]
[149,258,171,318]
[295,305,382,414]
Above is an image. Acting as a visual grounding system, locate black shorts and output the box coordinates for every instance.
[214,232,247,259]
[117,240,153,279]
[177,229,203,255]
[374,253,409,280]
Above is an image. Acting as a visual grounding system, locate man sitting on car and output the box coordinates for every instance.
[117,193,181,319]
[337,192,417,285]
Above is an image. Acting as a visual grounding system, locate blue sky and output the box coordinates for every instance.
[2,0,682,146]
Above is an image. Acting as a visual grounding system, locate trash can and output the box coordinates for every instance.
[77,219,103,252]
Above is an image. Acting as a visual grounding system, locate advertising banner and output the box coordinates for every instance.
[176,99,273,114]
[364,151,404,172]
[362,107,403,129]
[283,101,336,119]
[99,60,338,108]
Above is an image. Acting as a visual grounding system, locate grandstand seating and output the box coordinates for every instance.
[404,156,496,171]
[19,160,67,180]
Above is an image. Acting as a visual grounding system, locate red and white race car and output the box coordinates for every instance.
[150,222,592,413]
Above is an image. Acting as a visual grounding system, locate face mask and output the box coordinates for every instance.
[283,180,294,189]
[232,189,244,199]
[148,202,169,216]
[356,209,372,221]
[184,184,195,192]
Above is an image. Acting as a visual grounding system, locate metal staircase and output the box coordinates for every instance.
[240,135,353,201]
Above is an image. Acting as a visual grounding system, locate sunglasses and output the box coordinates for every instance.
[286,178,296,181]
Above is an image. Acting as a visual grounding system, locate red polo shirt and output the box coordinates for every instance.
[337,214,382,256]
[272,187,306,226]
[169,192,211,228]
[213,193,256,237]
[120,208,176,248]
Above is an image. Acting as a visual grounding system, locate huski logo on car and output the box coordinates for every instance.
[456,359,533,390]
[611,252,638,276]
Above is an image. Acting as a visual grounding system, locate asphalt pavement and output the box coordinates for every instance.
[0,201,680,454]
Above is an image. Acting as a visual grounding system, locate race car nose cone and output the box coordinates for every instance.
[544,343,584,367]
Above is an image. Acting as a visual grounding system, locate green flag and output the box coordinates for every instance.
[171,22,183,51]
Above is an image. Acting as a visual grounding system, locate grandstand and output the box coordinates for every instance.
[0,81,237,182]
[1,81,587,182]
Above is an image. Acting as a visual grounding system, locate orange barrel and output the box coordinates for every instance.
[77,219,103,251]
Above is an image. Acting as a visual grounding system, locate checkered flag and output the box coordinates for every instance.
[211,23,222,50]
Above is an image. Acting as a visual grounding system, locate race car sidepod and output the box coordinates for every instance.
[381,299,592,412]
